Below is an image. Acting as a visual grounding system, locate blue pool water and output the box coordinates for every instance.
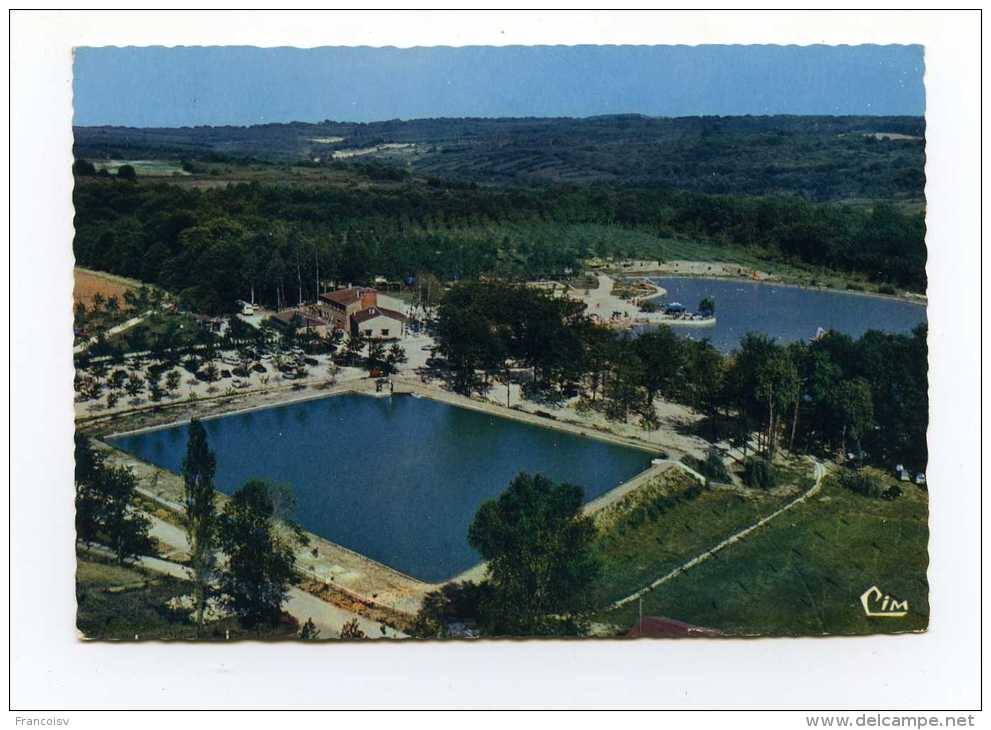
[648,277,927,352]
[110,394,651,582]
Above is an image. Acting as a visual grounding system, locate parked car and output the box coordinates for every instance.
[252,363,267,373]
[220,369,232,379]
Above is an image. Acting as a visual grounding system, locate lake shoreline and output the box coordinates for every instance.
[628,273,927,352]
[630,272,927,307]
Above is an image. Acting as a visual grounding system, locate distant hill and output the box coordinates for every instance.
[73,115,925,201]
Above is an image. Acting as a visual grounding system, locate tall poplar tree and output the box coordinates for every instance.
[182,418,217,628]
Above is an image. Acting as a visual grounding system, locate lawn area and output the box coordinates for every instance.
[74,268,138,307]
[73,268,147,346]
[76,552,298,641]
[599,476,930,636]
[93,159,190,177]
[589,467,798,609]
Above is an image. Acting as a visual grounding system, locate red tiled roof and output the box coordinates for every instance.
[351,306,408,325]
[271,309,326,327]
[626,616,722,639]
[319,288,369,307]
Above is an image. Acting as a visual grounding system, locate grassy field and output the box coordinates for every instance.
[589,466,801,611]
[74,268,138,306]
[76,552,298,640]
[93,159,190,177]
[599,475,930,636]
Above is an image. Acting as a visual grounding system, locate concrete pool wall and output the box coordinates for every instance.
[102,378,664,456]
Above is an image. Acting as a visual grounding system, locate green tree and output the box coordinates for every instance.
[124,372,145,401]
[385,343,408,373]
[297,618,321,640]
[603,357,645,423]
[100,465,154,563]
[74,435,152,563]
[339,618,367,640]
[73,301,88,327]
[344,330,366,363]
[204,362,220,382]
[412,581,492,638]
[467,472,600,636]
[108,368,128,393]
[117,164,137,181]
[367,340,386,370]
[165,369,182,398]
[72,158,97,176]
[182,419,217,628]
[680,338,725,429]
[756,348,800,458]
[633,326,684,403]
[218,480,298,628]
[74,435,106,545]
[831,377,875,458]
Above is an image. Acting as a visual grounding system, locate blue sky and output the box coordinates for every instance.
[73,45,925,127]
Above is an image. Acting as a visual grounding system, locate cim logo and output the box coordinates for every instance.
[860,586,909,618]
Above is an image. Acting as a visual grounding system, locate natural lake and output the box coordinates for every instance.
[110,394,651,583]
[648,277,928,352]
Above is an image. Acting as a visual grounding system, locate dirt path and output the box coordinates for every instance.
[135,515,405,638]
[74,310,152,354]
[607,457,826,611]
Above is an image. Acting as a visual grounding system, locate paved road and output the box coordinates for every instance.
[112,515,405,639]
[608,456,826,611]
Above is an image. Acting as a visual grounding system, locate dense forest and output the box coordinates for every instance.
[74,114,925,199]
[72,173,926,314]
[431,281,928,470]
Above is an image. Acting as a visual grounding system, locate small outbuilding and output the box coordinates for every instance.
[351,306,409,340]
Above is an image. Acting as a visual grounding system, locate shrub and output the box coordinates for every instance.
[412,581,492,638]
[623,484,704,530]
[881,484,903,501]
[339,618,366,640]
[878,283,898,295]
[742,457,778,490]
[838,468,884,498]
[701,448,731,483]
[73,158,97,176]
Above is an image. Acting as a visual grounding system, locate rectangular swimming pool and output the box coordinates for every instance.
[109,393,652,582]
